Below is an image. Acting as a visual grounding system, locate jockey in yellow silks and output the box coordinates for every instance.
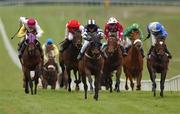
[42,38,59,64]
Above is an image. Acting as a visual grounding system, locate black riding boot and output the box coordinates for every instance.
[147,46,154,59]
[18,40,26,59]
[140,48,145,58]
[60,39,71,53]
[165,46,172,59]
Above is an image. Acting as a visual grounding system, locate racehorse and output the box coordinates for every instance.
[147,37,170,97]
[20,33,43,94]
[78,33,104,100]
[42,51,59,89]
[59,30,82,91]
[102,36,123,92]
[123,31,144,91]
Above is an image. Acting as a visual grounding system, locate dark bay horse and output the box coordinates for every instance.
[59,30,82,91]
[42,51,59,89]
[20,33,43,94]
[78,33,104,100]
[147,38,170,97]
[123,31,144,91]
[102,36,123,92]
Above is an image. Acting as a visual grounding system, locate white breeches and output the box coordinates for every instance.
[124,37,132,48]
[151,34,156,46]
[67,32,74,41]
[80,40,90,53]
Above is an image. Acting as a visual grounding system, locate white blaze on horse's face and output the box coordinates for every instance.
[159,41,163,45]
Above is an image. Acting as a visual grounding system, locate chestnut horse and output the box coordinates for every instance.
[59,30,82,91]
[123,31,143,91]
[102,36,123,92]
[42,51,59,89]
[147,38,170,97]
[78,33,104,100]
[20,33,43,94]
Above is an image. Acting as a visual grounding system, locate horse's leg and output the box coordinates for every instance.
[88,75,93,92]
[82,74,88,99]
[136,72,142,91]
[151,72,156,97]
[160,71,167,97]
[109,74,113,93]
[34,76,39,94]
[59,62,65,88]
[29,79,33,95]
[125,74,129,90]
[74,70,79,91]
[25,76,29,94]
[94,73,100,101]
[66,69,72,92]
[115,68,121,92]
[129,75,134,91]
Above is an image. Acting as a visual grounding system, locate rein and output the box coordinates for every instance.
[85,52,102,60]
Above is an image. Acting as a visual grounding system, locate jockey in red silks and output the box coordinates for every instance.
[104,17,126,55]
[60,19,84,52]
[17,16,44,59]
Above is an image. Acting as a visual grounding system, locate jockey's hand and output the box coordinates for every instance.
[146,34,150,39]
[117,39,121,45]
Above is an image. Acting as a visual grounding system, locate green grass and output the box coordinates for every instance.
[0,89,180,114]
[0,5,180,114]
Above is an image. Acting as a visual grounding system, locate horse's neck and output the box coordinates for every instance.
[129,46,141,64]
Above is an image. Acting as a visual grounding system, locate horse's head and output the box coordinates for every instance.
[154,38,166,58]
[25,33,38,55]
[107,36,118,56]
[131,29,142,49]
[88,35,102,58]
[72,30,82,49]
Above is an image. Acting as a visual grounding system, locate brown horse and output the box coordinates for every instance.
[147,38,170,97]
[59,30,82,91]
[123,31,143,91]
[42,51,59,89]
[78,33,104,100]
[102,36,123,92]
[20,33,43,94]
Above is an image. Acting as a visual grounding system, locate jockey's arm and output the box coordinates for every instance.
[64,24,68,39]
[53,45,59,58]
[19,17,28,25]
[146,24,151,38]
[17,25,26,38]
[35,24,44,39]
[42,44,48,62]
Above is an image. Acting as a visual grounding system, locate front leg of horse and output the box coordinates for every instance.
[25,78,29,94]
[34,78,39,94]
[125,75,129,90]
[160,71,167,97]
[136,72,142,91]
[74,70,80,91]
[109,76,113,93]
[115,69,121,92]
[29,79,34,95]
[82,75,88,99]
[94,74,100,101]
[129,76,134,91]
[88,75,93,92]
[67,70,72,92]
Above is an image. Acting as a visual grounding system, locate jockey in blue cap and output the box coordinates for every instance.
[42,38,59,63]
[146,22,172,59]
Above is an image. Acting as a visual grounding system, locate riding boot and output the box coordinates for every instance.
[165,46,172,59]
[147,46,154,59]
[18,40,26,59]
[120,46,128,56]
[77,52,83,60]
[140,48,145,58]
[60,39,71,53]
[101,44,108,58]
[36,41,44,60]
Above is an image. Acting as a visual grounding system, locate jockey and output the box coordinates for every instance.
[104,17,126,55]
[146,22,172,59]
[123,23,145,57]
[77,19,104,60]
[42,38,59,64]
[17,16,44,58]
[60,19,84,52]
